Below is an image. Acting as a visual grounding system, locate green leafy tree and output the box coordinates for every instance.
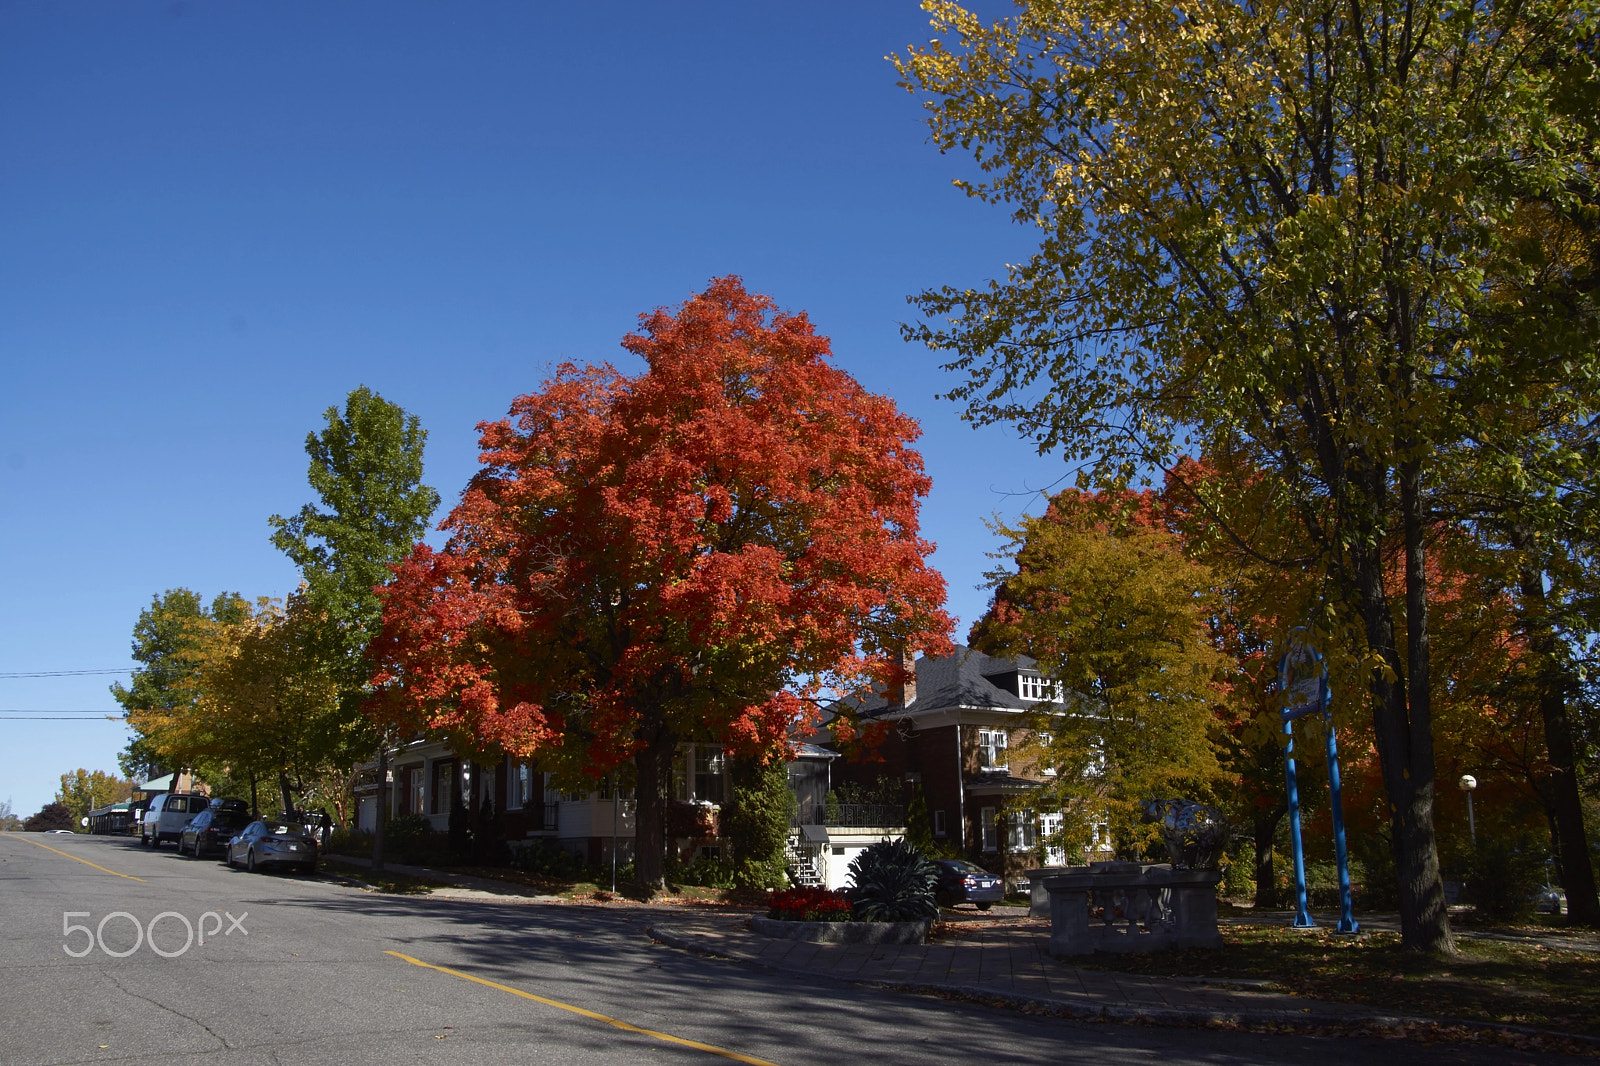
[54,769,133,827]
[896,0,1600,953]
[724,758,797,891]
[971,490,1231,856]
[269,386,439,862]
[24,803,75,832]
[113,589,247,781]
[269,386,440,676]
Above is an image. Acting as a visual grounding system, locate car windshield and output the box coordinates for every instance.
[944,861,991,875]
[258,821,301,835]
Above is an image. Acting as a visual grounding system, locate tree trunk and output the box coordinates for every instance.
[1357,469,1454,954]
[1253,801,1286,910]
[1515,561,1600,927]
[632,728,676,894]
[373,747,388,873]
[249,772,259,818]
[278,770,295,817]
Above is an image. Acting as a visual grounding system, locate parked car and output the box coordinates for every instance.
[176,808,252,859]
[1534,883,1569,916]
[933,859,1004,910]
[208,797,250,816]
[225,818,319,874]
[140,793,211,848]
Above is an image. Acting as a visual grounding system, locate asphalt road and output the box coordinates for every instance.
[0,833,1578,1065]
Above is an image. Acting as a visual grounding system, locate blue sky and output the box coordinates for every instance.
[0,1,1065,817]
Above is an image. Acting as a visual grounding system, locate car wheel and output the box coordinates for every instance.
[225,850,236,869]
[140,832,149,847]
[246,848,257,873]
[175,837,185,856]
[976,902,993,911]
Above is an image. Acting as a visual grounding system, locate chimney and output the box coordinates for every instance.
[898,648,917,710]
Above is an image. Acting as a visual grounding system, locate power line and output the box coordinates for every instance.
[0,710,126,721]
[0,669,131,678]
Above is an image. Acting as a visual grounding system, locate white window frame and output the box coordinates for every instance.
[980,806,998,851]
[1008,810,1038,850]
[1019,675,1065,702]
[933,809,947,838]
[976,728,1009,771]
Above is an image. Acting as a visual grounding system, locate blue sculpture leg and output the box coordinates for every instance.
[1324,709,1359,934]
[1283,718,1314,928]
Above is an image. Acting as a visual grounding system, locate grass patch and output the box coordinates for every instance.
[1080,924,1600,1036]
[322,858,446,896]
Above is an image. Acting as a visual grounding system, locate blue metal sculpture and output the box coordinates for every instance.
[1277,629,1359,934]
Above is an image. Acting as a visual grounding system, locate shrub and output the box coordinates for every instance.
[328,827,373,857]
[767,887,852,922]
[668,852,735,889]
[724,760,794,891]
[509,839,588,879]
[385,813,452,866]
[1466,837,1547,921]
[846,838,939,923]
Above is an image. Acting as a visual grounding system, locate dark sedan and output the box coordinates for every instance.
[226,818,319,874]
[933,859,1003,910]
[177,808,252,859]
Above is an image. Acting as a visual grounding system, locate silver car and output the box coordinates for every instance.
[225,818,319,874]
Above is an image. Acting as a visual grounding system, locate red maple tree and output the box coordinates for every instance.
[366,277,952,889]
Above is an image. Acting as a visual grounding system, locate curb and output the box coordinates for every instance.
[646,923,1600,1053]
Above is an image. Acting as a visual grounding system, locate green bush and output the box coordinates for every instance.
[328,827,373,857]
[1466,837,1547,921]
[846,838,939,923]
[385,813,453,866]
[509,839,588,879]
[668,852,735,889]
[724,760,794,891]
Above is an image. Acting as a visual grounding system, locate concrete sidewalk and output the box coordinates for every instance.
[647,911,1404,1029]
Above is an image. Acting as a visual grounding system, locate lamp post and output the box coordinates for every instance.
[1458,774,1477,845]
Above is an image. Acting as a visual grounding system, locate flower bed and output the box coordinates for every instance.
[766,887,852,922]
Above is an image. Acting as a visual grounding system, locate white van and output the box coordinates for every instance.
[140,793,209,848]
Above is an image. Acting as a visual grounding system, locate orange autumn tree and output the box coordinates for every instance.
[366,278,952,891]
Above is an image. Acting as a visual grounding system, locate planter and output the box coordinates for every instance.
[751,915,931,945]
[1043,862,1223,957]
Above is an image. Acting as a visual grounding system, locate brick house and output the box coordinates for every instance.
[824,646,1079,889]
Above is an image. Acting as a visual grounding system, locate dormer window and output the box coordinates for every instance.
[977,728,1009,770]
[1019,674,1064,702]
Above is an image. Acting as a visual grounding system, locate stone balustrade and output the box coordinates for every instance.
[1043,862,1223,957]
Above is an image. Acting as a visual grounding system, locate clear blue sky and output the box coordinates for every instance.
[0,1,1065,817]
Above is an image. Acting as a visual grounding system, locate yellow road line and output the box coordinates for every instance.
[384,950,784,1066]
[7,835,147,882]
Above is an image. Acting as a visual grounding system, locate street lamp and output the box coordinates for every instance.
[1458,774,1477,845]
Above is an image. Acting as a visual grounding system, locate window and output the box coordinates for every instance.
[431,760,456,815]
[1019,675,1065,702]
[932,810,947,838]
[1008,811,1038,850]
[1036,732,1058,776]
[980,806,998,851]
[1039,812,1066,866]
[695,750,726,804]
[506,761,534,811]
[396,766,424,815]
[976,729,1008,770]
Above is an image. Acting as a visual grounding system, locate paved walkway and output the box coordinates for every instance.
[647,911,1406,1029]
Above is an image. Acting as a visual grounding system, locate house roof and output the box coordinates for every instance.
[856,645,1039,718]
